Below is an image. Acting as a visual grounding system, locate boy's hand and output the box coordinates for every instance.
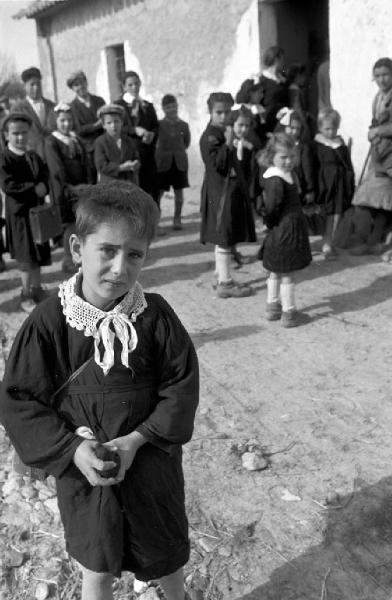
[243,139,254,150]
[304,192,315,205]
[224,126,234,147]
[34,183,47,198]
[135,126,147,137]
[104,431,146,482]
[119,160,134,172]
[142,131,154,144]
[73,440,119,487]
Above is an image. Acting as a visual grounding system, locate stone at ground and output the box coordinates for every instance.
[8,549,25,567]
[139,587,160,600]
[241,451,268,471]
[34,582,50,600]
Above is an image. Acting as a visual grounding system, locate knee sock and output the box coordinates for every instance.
[280,282,296,312]
[215,246,231,283]
[267,277,280,303]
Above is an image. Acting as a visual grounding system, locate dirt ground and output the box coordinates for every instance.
[1,180,392,600]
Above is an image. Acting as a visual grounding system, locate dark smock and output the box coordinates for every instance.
[0,147,51,265]
[199,123,256,248]
[0,293,199,579]
[45,134,88,223]
[261,175,312,273]
[313,140,355,216]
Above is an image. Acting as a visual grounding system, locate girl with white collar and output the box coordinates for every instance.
[259,132,312,327]
[313,108,355,259]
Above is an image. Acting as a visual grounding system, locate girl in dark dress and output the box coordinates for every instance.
[313,108,355,259]
[115,71,159,203]
[45,102,88,274]
[260,132,312,327]
[259,46,289,135]
[200,93,255,298]
[0,113,51,313]
[0,182,199,600]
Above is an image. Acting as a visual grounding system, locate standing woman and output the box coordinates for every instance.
[68,71,105,184]
[258,46,289,136]
[115,71,159,203]
[45,102,88,273]
[351,58,392,254]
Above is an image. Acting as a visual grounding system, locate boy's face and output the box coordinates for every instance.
[5,120,30,151]
[163,102,178,119]
[320,120,337,139]
[25,77,42,100]
[71,219,148,310]
[374,66,392,93]
[57,111,73,135]
[123,76,141,98]
[102,114,123,138]
[233,115,250,139]
[71,78,88,98]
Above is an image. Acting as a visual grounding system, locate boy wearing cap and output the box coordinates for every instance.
[0,113,51,312]
[156,94,191,230]
[68,71,105,184]
[94,104,140,184]
[11,67,56,160]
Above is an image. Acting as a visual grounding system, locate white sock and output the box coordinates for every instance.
[215,246,231,283]
[280,282,296,312]
[267,277,280,303]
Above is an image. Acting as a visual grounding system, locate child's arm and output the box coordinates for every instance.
[135,297,199,455]
[183,123,191,149]
[261,177,286,228]
[0,155,38,215]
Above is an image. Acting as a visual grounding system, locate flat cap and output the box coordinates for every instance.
[21,67,42,82]
[97,104,125,119]
[66,70,87,89]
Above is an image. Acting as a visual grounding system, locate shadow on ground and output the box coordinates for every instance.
[233,476,392,599]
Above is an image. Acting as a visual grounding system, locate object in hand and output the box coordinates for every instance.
[94,444,121,478]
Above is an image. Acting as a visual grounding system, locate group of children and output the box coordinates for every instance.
[199,90,355,327]
[0,68,191,313]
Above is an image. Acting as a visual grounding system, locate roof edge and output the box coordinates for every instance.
[13,1,71,20]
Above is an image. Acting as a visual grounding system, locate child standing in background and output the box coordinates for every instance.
[94,104,140,184]
[155,94,191,230]
[0,113,51,313]
[259,132,312,327]
[200,93,255,298]
[313,108,355,259]
[45,102,88,274]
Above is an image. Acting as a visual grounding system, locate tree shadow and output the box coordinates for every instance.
[233,475,392,599]
[140,259,212,288]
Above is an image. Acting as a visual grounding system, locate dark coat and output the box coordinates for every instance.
[155,117,190,172]
[294,140,316,199]
[313,138,355,216]
[0,292,199,578]
[11,97,56,160]
[0,147,51,264]
[261,173,312,273]
[45,133,88,223]
[199,123,256,247]
[258,75,289,133]
[69,94,105,153]
[94,132,139,184]
[114,97,159,200]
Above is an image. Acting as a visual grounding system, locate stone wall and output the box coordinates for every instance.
[35,0,260,174]
[330,0,392,176]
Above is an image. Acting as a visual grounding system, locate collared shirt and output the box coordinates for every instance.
[76,95,91,108]
[26,96,45,124]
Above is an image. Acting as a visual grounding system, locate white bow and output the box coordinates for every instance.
[93,312,138,376]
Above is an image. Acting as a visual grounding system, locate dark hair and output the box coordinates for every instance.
[74,182,159,244]
[373,57,392,75]
[259,132,295,167]
[161,94,177,107]
[263,46,284,68]
[206,92,234,112]
[317,107,341,130]
[1,112,32,132]
[229,105,253,125]
[286,63,306,85]
[122,70,141,85]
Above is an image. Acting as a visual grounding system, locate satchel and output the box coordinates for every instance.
[29,201,63,245]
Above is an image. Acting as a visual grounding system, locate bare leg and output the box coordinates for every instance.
[81,569,113,600]
[20,270,31,294]
[173,189,184,229]
[29,265,41,288]
[157,567,185,600]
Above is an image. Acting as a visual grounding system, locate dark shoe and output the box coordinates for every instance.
[20,290,35,313]
[31,286,49,304]
[217,279,253,298]
[173,216,183,230]
[282,309,301,328]
[266,301,282,321]
[0,257,6,273]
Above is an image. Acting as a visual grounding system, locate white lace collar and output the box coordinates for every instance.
[263,166,293,184]
[314,132,344,149]
[58,270,147,375]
